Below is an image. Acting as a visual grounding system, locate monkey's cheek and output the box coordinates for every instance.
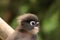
[32,27,39,34]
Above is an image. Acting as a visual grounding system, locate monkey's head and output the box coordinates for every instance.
[16,13,40,34]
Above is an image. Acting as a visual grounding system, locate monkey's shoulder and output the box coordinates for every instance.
[6,31,38,40]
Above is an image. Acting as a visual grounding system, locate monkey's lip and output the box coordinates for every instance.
[32,27,39,34]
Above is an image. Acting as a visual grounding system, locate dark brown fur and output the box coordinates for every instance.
[6,13,39,40]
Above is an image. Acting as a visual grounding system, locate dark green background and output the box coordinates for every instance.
[0,0,60,40]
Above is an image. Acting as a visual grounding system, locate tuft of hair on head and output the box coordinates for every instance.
[16,13,38,24]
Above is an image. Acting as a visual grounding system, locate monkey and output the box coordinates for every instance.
[6,13,40,40]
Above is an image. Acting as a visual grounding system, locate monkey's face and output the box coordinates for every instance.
[17,14,40,34]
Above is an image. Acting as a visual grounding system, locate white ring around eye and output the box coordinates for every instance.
[30,21,35,26]
[36,22,39,24]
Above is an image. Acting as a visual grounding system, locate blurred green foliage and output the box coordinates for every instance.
[0,0,60,40]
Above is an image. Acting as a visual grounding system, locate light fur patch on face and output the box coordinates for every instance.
[32,27,39,34]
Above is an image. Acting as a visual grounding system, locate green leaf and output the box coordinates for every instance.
[19,5,30,14]
[42,11,58,34]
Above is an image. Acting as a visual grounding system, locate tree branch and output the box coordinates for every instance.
[0,17,15,40]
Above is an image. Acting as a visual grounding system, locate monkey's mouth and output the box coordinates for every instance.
[31,27,39,34]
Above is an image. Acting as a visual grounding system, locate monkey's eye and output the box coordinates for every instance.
[30,21,36,26]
